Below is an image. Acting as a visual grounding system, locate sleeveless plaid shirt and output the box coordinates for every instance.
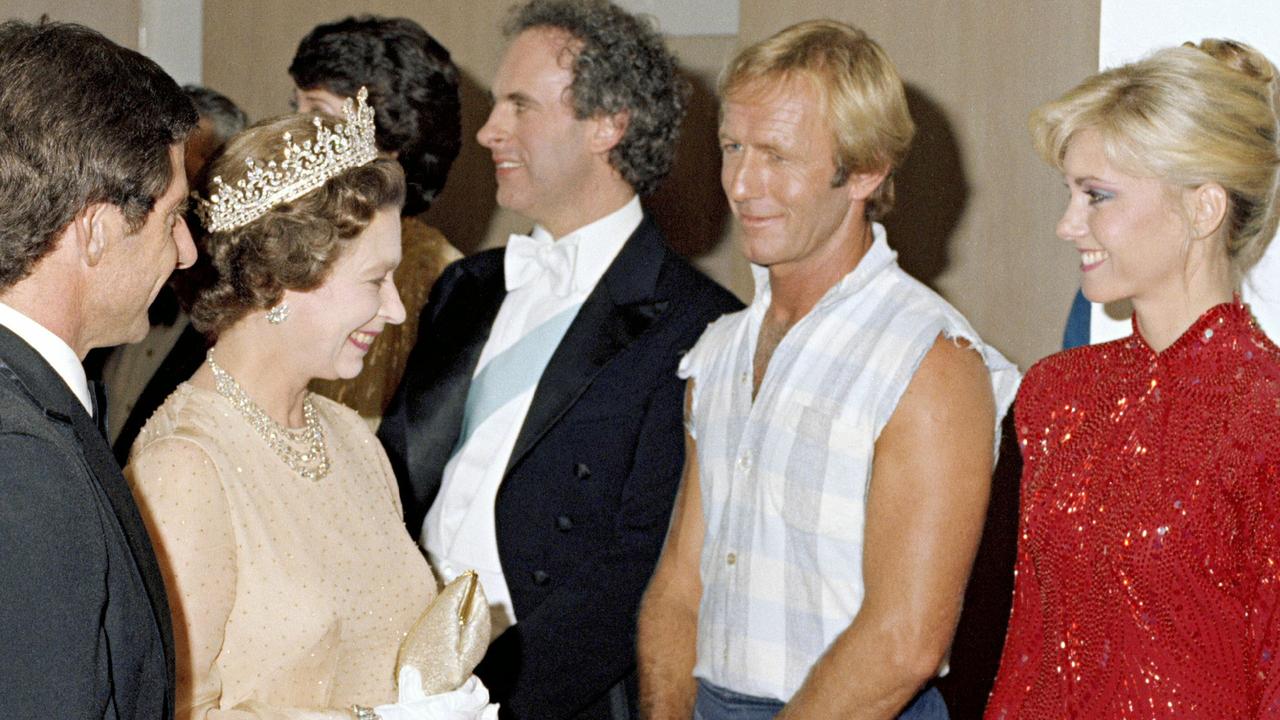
[679,224,1021,701]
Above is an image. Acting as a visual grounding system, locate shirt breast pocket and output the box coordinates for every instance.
[764,403,869,543]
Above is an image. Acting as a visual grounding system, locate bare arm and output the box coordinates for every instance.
[778,336,996,719]
[638,383,706,720]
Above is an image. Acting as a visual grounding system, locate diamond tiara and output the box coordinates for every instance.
[199,87,378,233]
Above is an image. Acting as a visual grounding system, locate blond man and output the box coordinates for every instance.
[637,21,1020,720]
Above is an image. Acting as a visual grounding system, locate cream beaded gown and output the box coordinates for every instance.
[126,383,436,719]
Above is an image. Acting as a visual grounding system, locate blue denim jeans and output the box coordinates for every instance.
[693,679,948,720]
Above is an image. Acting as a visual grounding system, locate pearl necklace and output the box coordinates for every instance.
[207,352,331,481]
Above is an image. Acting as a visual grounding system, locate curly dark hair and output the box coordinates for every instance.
[289,15,461,216]
[0,20,196,291]
[506,0,687,196]
[192,114,405,337]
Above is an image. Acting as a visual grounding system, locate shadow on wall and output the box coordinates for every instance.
[882,84,969,290]
[646,67,730,260]
[424,67,498,256]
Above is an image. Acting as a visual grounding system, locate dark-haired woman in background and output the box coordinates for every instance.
[289,16,463,425]
[986,39,1280,718]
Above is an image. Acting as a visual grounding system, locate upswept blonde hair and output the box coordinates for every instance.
[1031,39,1280,280]
[719,20,915,221]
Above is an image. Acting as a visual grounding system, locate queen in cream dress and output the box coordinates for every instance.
[126,99,493,720]
[129,384,432,718]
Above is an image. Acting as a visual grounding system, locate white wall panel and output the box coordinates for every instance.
[138,0,202,85]
[1091,0,1280,342]
[615,0,738,36]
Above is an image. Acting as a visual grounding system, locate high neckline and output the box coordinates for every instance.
[1128,297,1251,359]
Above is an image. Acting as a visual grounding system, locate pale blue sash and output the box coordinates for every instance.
[452,303,582,455]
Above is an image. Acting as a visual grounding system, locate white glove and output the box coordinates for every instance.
[373,666,500,720]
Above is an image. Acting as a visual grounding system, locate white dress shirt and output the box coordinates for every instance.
[424,196,642,630]
[0,301,93,415]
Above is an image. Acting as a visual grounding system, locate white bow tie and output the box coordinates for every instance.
[504,233,578,297]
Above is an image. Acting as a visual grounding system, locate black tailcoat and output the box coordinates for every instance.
[380,216,742,718]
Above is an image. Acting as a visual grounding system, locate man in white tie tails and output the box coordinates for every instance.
[377,2,741,718]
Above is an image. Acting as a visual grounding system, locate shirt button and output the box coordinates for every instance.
[726,552,736,566]
[574,462,591,480]
[555,515,574,532]
[737,453,751,471]
[532,570,550,586]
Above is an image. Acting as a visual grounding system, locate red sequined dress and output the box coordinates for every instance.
[985,301,1280,719]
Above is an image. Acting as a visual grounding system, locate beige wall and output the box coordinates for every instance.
[0,1,1102,368]
[203,0,1097,369]
[202,1,742,292]
[739,1,1099,369]
[204,1,509,256]
[0,0,138,48]
[648,35,754,298]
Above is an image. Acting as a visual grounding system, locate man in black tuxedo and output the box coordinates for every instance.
[0,20,198,719]
[378,2,741,717]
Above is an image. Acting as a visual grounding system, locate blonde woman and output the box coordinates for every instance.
[986,40,1280,718]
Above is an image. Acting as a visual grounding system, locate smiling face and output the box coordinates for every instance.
[283,206,405,381]
[476,28,602,237]
[719,76,866,279]
[1057,129,1195,308]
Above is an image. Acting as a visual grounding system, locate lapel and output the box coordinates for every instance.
[405,252,508,487]
[505,214,672,475]
[0,325,173,678]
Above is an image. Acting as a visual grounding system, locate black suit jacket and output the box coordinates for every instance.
[0,325,173,719]
[380,215,742,719]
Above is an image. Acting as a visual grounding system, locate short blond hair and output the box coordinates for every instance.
[719,20,915,221]
[1031,39,1280,279]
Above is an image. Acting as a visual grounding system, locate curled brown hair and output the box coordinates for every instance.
[506,0,687,197]
[192,113,405,337]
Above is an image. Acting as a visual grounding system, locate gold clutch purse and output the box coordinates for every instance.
[396,570,492,695]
